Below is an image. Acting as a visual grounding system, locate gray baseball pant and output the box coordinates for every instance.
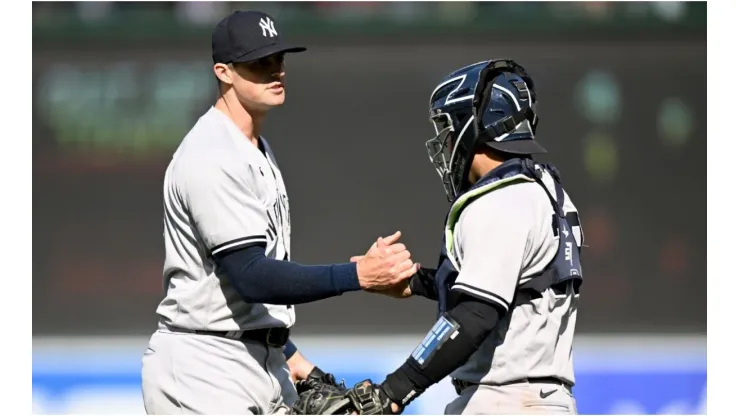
[141,328,297,415]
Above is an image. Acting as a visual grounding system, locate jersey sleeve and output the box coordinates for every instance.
[450,191,532,312]
[184,156,269,257]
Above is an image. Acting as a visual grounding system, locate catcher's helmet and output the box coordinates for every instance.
[426,59,545,201]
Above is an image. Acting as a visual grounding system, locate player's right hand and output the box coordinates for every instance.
[353,231,420,291]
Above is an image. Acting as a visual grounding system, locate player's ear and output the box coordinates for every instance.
[213,63,233,85]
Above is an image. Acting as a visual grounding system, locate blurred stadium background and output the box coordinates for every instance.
[32,1,706,414]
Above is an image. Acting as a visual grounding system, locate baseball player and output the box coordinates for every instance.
[291,60,584,415]
[140,11,419,415]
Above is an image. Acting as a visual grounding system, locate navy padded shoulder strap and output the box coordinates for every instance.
[516,163,583,305]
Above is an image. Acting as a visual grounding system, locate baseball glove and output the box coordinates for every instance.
[290,378,396,415]
[344,380,395,415]
[289,367,353,415]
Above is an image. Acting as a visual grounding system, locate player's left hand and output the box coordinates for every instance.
[296,367,345,394]
[289,368,352,415]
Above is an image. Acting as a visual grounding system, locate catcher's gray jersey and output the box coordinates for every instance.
[155,106,294,332]
[449,168,582,386]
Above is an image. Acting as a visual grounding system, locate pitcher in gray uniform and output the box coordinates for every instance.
[140,10,420,415]
[339,60,584,415]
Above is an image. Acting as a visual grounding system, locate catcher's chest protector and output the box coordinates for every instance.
[434,158,584,316]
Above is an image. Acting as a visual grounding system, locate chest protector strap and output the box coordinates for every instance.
[516,164,583,306]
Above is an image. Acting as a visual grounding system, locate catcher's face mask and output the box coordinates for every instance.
[426,110,477,202]
[426,111,459,201]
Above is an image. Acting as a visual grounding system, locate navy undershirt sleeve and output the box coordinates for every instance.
[214,245,362,305]
[283,339,298,360]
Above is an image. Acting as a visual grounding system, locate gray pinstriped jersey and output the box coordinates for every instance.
[155,107,294,332]
[449,169,582,385]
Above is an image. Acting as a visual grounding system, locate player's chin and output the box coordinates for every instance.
[265,88,286,106]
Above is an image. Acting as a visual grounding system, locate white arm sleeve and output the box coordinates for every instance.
[450,191,532,312]
[184,157,269,256]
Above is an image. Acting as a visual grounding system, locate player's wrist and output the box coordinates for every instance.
[355,263,371,290]
[377,381,406,415]
[380,373,421,412]
[286,350,315,381]
[331,263,362,293]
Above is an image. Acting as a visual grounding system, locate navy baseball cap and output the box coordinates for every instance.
[211,11,306,64]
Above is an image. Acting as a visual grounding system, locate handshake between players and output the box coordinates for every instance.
[287,232,420,416]
[352,231,419,295]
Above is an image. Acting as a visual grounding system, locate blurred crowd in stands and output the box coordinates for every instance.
[33,1,693,27]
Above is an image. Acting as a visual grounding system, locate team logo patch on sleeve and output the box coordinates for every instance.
[410,315,460,367]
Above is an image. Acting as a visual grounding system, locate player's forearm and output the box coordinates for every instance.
[215,246,361,305]
[380,295,503,409]
[409,267,439,300]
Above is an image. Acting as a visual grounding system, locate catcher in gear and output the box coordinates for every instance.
[295,59,583,415]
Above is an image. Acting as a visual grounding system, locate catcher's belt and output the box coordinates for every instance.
[451,377,572,395]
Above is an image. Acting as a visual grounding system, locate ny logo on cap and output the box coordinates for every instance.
[259,17,277,38]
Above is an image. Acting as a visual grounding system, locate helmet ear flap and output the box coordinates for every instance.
[472,62,503,122]
[472,59,525,133]
[473,79,495,134]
